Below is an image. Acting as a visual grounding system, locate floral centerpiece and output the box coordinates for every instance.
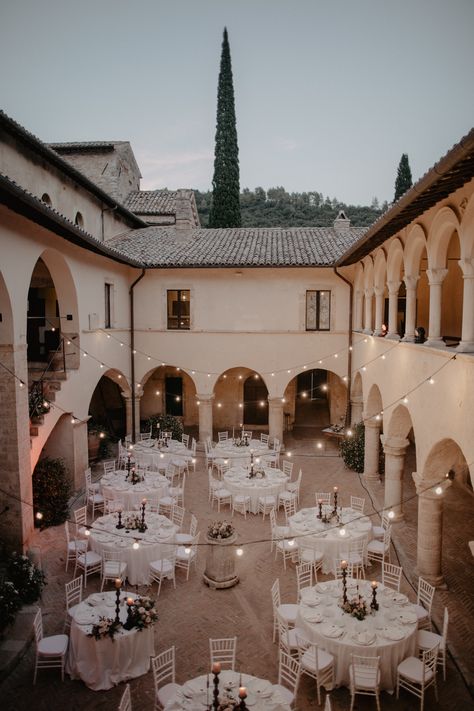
[124,513,142,530]
[125,467,144,485]
[341,594,368,620]
[207,521,235,540]
[88,616,122,641]
[124,595,159,630]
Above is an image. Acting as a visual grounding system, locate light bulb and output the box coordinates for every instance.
[236,547,244,556]
[132,541,140,550]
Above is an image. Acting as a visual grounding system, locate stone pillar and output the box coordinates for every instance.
[457,259,474,352]
[268,397,284,444]
[0,344,33,551]
[354,290,364,331]
[381,436,409,521]
[412,472,452,586]
[43,417,88,491]
[197,394,214,443]
[373,287,384,336]
[122,395,133,440]
[363,417,381,482]
[350,395,363,426]
[363,288,373,334]
[402,275,419,342]
[386,280,401,340]
[425,268,448,347]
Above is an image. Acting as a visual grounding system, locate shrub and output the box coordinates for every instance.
[33,456,71,528]
[339,421,365,473]
[6,552,45,604]
[147,414,183,441]
[0,581,21,634]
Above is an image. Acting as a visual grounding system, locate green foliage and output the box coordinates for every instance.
[0,581,21,634]
[394,153,413,201]
[6,552,45,604]
[208,28,241,228]
[339,422,365,473]
[33,456,71,528]
[147,414,183,441]
[195,188,385,228]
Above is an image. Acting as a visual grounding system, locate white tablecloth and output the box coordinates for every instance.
[214,439,271,465]
[223,466,288,514]
[133,439,189,470]
[289,507,373,574]
[296,580,418,691]
[89,512,177,585]
[66,590,155,690]
[101,471,170,510]
[164,671,291,710]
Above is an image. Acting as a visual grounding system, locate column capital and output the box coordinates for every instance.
[412,471,452,499]
[387,280,401,295]
[374,286,385,297]
[196,393,214,402]
[403,274,420,291]
[459,258,474,278]
[363,415,382,429]
[268,397,284,406]
[426,268,448,286]
[381,435,410,456]
[350,394,363,405]
[364,287,374,298]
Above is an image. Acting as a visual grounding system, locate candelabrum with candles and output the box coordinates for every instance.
[114,578,122,623]
[116,507,124,529]
[208,666,248,710]
[332,486,338,516]
[340,560,348,604]
[370,581,379,611]
[138,499,148,533]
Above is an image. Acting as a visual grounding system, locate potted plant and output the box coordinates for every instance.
[32,456,70,528]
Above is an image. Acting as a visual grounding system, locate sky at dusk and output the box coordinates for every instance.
[1,0,473,205]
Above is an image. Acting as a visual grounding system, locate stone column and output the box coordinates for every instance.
[122,393,142,441]
[363,417,381,482]
[386,280,401,340]
[373,287,384,336]
[197,394,214,443]
[350,395,363,425]
[43,417,88,491]
[268,397,284,444]
[457,258,474,352]
[412,472,452,586]
[354,290,364,331]
[381,436,409,521]
[363,288,373,334]
[0,344,32,551]
[402,275,419,342]
[425,268,448,347]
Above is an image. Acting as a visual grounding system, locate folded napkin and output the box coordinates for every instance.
[353,630,375,645]
[396,610,417,625]
[315,582,332,593]
[321,623,344,638]
[74,609,97,625]
[87,593,105,606]
[303,611,323,624]
[380,626,405,641]
[389,592,408,604]
[249,679,272,696]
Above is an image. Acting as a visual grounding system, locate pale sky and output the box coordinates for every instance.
[1,0,473,206]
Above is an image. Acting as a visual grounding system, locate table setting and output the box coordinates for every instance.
[223,465,289,514]
[164,671,291,710]
[297,578,418,690]
[66,587,156,690]
[213,438,271,465]
[89,511,178,585]
[288,505,372,573]
[101,470,170,510]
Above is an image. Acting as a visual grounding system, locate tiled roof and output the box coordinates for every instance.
[107,225,364,268]
[124,190,178,215]
[49,141,126,151]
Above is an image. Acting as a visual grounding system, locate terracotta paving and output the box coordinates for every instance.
[1,430,473,710]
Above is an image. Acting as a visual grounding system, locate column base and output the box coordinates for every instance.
[424,338,446,348]
[373,329,384,337]
[363,472,380,483]
[385,333,400,341]
[401,335,415,343]
[414,569,447,589]
[456,340,474,353]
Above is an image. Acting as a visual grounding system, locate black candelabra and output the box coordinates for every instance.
[138,499,147,533]
[317,499,323,519]
[332,487,338,516]
[208,668,247,710]
[370,582,379,611]
[116,509,124,529]
[341,561,348,604]
[114,579,122,623]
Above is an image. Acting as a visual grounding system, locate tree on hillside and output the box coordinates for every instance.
[208,28,241,228]
[394,153,413,201]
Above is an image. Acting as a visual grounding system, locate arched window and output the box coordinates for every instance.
[74,211,84,228]
[41,193,52,206]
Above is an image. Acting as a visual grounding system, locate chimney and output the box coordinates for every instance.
[333,210,351,234]
[174,189,194,235]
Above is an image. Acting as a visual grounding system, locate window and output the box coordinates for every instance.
[41,193,52,206]
[306,290,331,331]
[167,290,190,330]
[75,211,84,228]
[104,283,113,328]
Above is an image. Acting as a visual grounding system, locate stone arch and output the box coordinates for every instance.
[0,270,14,345]
[365,383,383,419]
[404,224,427,277]
[283,367,348,429]
[353,263,365,330]
[352,371,363,399]
[427,205,460,269]
[88,371,128,441]
[139,364,198,428]
[422,437,471,485]
[362,257,375,332]
[385,403,415,441]
[211,366,260,431]
[386,237,405,283]
[373,249,387,290]
[459,192,474,260]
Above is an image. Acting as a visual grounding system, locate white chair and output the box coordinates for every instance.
[232,492,250,518]
[270,507,289,552]
[218,431,229,442]
[149,551,177,596]
[417,606,449,680]
[348,536,367,579]
[210,480,232,512]
[350,495,365,514]
[315,492,331,506]
[367,528,391,566]
[103,459,116,475]
[276,613,305,657]
[297,542,323,581]
[209,636,237,670]
[242,430,252,439]
[282,460,293,478]
[181,433,190,448]
[278,486,298,511]
[175,532,200,580]
[73,505,88,536]
[170,472,186,507]
[64,520,87,571]
[64,576,83,632]
[118,683,132,711]
[275,532,297,570]
[101,550,127,591]
[382,561,402,592]
[296,634,335,706]
[260,433,270,445]
[104,494,124,515]
[152,646,181,710]
[208,469,221,501]
[271,578,298,643]
[286,469,302,504]
[349,654,381,711]
[296,561,313,600]
[396,644,439,711]
[73,540,102,588]
[205,440,217,471]
[85,466,100,493]
[170,504,185,530]
[258,493,278,521]
[282,496,297,523]
[273,649,300,707]
[33,609,68,684]
[414,577,435,631]
[372,511,390,540]
[333,558,355,580]
[175,513,198,545]
[85,484,104,520]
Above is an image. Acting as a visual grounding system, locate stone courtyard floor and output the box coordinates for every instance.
[1,429,473,710]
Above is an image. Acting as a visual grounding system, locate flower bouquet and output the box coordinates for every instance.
[88,616,122,641]
[207,521,235,540]
[124,514,142,530]
[123,595,158,631]
[341,595,368,620]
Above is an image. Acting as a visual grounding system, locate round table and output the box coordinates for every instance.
[164,671,292,710]
[214,439,271,465]
[89,512,177,585]
[101,471,170,510]
[289,506,373,574]
[66,590,155,690]
[223,466,289,514]
[296,579,418,691]
[133,439,190,471]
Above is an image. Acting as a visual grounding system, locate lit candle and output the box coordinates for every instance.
[341,560,348,569]
[239,687,247,699]
[371,580,378,589]
[126,597,134,605]
[115,578,122,589]
[318,498,323,504]
[142,498,147,505]
[211,662,221,674]
[333,486,338,492]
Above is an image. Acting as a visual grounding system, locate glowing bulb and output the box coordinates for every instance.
[429,378,435,385]
[281,398,286,404]
[132,541,140,550]
[197,401,201,406]
[271,372,275,377]
[71,417,76,424]
[83,352,87,357]
[339,528,346,537]
[85,528,91,536]
[120,343,124,347]
[207,373,211,378]
[288,539,295,547]
[51,327,55,332]
[175,396,181,402]
[349,346,353,351]
[388,510,395,519]
[403,397,409,404]
[346,429,353,437]
[301,392,307,398]
[362,366,366,372]
[238,403,243,408]
[364,338,368,343]
[236,547,244,556]
[334,353,338,358]
[176,367,180,371]
[156,390,161,395]
[99,432,105,439]
[303,365,307,369]
[184,546,191,555]
[217,402,222,408]
[191,370,195,375]
[67,340,71,345]
[321,384,327,392]
[100,363,104,368]
[118,374,122,379]
[132,349,136,354]
[238,375,242,380]
[435,486,443,495]
[106,334,111,339]
[259,401,265,407]
[287,370,291,374]
[317,442,323,449]
[43,401,49,408]
[35,511,43,520]
[318,360,322,364]
[254,374,259,379]
[381,355,386,360]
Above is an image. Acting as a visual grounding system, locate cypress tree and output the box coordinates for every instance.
[394,153,413,201]
[208,28,241,228]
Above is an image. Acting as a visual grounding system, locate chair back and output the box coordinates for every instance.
[33,608,43,643]
[65,576,83,609]
[102,550,123,576]
[350,496,365,513]
[189,514,198,537]
[269,507,277,531]
[182,433,190,448]
[152,646,176,688]
[441,606,449,641]
[218,431,229,442]
[271,578,281,609]
[421,644,439,681]
[209,636,237,670]
[382,561,402,591]
[296,561,313,599]
[333,559,354,579]
[282,460,293,478]
[260,433,269,445]
[278,648,300,695]
[283,496,297,522]
[74,505,87,529]
[118,683,132,711]
[383,527,391,552]
[103,459,116,475]
[418,577,435,612]
[350,654,380,689]
[315,492,331,506]
[171,504,185,529]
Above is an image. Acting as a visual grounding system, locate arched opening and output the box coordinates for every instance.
[74,211,84,228]
[285,368,347,432]
[243,372,268,426]
[27,257,60,362]
[140,365,198,429]
[41,193,52,206]
[88,374,126,442]
[441,231,463,345]
[212,367,255,432]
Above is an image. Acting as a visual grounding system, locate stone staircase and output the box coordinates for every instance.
[28,363,68,439]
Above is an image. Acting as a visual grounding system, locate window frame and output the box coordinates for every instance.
[167,289,190,330]
[104,282,113,329]
[305,289,331,331]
